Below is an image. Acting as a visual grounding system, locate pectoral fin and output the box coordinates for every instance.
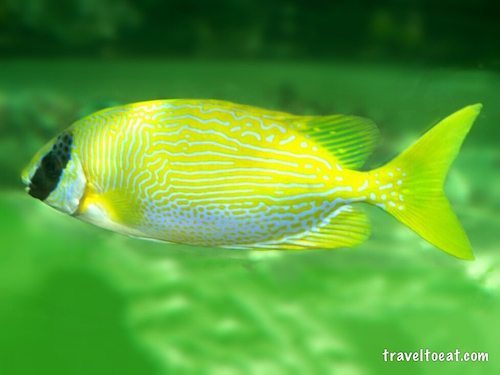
[78,187,144,236]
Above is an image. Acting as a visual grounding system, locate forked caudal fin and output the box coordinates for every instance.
[375,104,482,260]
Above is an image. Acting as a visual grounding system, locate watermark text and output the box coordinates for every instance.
[382,349,488,362]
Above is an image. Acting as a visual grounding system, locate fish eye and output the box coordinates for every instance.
[28,133,73,201]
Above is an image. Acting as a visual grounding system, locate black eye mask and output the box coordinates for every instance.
[29,133,73,201]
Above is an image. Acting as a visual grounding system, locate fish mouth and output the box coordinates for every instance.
[21,166,33,193]
[25,179,45,200]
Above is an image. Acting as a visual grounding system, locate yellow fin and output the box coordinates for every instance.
[103,190,143,226]
[234,205,370,250]
[293,114,380,169]
[80,188,143,227]
[378,104,481,260]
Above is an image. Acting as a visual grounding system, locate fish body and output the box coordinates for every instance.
[22,99,481,259]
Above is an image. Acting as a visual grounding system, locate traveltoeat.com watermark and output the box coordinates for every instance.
[383,349,489,362]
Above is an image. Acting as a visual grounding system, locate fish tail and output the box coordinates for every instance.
[372,104,482,259]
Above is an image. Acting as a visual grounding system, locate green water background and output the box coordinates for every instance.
[0,1,499,374]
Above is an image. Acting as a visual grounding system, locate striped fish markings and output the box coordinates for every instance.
[22,100,481,259]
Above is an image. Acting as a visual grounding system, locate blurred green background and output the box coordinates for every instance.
[0,1,499,374]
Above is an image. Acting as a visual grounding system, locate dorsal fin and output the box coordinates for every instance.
[291,115,380,170]
[229,205,371,251]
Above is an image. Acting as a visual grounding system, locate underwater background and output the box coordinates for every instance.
[0,1,499,374]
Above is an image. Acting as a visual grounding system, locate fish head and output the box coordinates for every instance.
[22,131,86,215]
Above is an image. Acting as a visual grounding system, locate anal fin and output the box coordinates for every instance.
[235,205,371,251]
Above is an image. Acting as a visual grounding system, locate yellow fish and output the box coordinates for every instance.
[22,100,481,259]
